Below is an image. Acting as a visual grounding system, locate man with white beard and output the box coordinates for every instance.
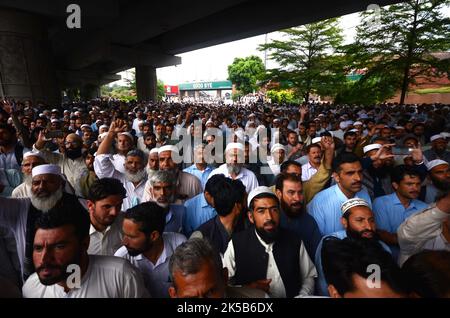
[11,151,46,198]
[0,164,87,281]
[208,142,259,193]
[143,145,202,204]
[146,147,159,179]
[94,120,147,211]
[145,170,186,234]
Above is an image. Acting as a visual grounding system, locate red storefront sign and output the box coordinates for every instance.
[164,85,179,96]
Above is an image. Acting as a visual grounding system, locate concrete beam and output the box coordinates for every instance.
[158,0,407,55]
[109,45,181,68]
[0,0,119,18]
[57,69,120,87]
[65,42,181,70]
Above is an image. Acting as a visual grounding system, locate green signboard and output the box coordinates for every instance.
[179,81,232,91]
[346,74,363,81]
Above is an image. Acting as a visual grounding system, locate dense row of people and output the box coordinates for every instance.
[0,98,449,298]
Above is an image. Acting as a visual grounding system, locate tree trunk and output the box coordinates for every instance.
[400,0,419,105]
[399,64,410,105]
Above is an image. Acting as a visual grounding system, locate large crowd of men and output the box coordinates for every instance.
[0,97,449,298]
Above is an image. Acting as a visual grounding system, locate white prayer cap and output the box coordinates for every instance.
[64,110,70,114]
[311,137,322,144]
[318,113,325,117]
[23,151,45,160]
[206,119,214,126]
[118,132,134,141]
[363,144,382,154]
[249,113,256,117]
[149,148,159,155]
[247,186,278,209]
[353,121,363,126]
[100,110,106,114]
[158,145,178,155]
[349,129,359,133]
[359,114,369,119]
[395,126,405,130]
[339,122,349,130]
[426,159,448,171]
[39,113,45,118]
[51,108,59,113]
[341,198,370,215]
[50,119,60,123]
[32,164,62,178]
[99,124,109,130]
[270,143,286,154]
[430,134,445,142]
[225,142,245,153]
[81,124,91,129]
[98,132,108,139]
[273,118,281,123]
[95,119,102,124]
[74,111,81,116]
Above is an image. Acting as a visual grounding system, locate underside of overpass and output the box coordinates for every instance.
[0,0,405,104]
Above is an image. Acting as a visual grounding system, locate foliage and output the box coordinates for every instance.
[343,0,450,104]
[259,18,346,102]
[227,55,265,95]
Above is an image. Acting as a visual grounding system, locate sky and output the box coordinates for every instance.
[112,4,449,87]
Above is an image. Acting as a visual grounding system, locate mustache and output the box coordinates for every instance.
[263,220,276,227]
[36,264,63,272]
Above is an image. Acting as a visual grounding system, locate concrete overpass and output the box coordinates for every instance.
[0,0,405,104]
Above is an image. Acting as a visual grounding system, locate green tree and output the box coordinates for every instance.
[345,0,450,104]
[227,55,265,95]
[259,18,346,102]
[157,80,165,101]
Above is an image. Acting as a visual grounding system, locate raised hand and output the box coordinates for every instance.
[320,136,335,151]
[299,105,309,117]
[110,119,127,134]
[372,143,395,161]
[1,100,13,114]
[410,142,423,164]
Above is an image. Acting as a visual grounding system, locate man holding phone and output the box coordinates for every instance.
[33,130,88,197]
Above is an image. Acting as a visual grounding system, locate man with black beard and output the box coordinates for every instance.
[95,120,148,211]
[223,186,317,298]
[420,160,450,204]
[34,130,88,196]
[22,202,148,298]
[275,173,322,259]
[0,164,87,282]
[314,198,392,296]
[114,201,186,298]
[79,148,98,199]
